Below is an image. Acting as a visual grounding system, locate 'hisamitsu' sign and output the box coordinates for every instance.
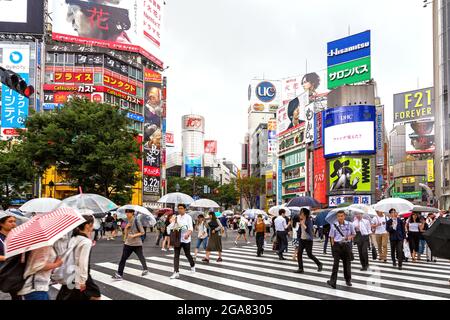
[393,87,434,124]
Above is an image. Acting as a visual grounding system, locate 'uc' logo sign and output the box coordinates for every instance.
[9,51,23,64]
[256,81,276,103]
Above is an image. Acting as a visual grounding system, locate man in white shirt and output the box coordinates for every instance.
[371,211,389,262]
[168,204,195,279]
[352,213,372,271]
[274,209,289,260]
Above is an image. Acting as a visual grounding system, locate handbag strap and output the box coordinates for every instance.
[333,223,346,238]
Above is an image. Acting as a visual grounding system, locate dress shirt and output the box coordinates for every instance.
[352,218,372,236]
[274,216,287,232]
[329,221,356,242]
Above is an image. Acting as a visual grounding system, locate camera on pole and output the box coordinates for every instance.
[0,66,34,98]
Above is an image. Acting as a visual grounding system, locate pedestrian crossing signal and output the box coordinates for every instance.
[0,67,34,98]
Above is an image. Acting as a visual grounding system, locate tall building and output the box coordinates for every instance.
[433,0,450,209]
[181,114,205,177]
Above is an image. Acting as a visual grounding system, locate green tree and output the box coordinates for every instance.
[167,176,220,200]
[0,141,34,209]
[236,176,265,209]
[18,98,141,203]
[217,179,239,209]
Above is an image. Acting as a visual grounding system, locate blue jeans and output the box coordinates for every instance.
[196,237,208,250]
[419,239,427,255]
[24,291,49,300]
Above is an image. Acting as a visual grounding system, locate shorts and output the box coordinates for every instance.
[238,229,246,235]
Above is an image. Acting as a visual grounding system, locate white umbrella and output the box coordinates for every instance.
[117,205,152,216]
[268,205,292,217]
[158,192,194,205]
[347,204,377,220]
[118,204,156,227]
[1,210,29,225]
[59,193,118,214]
[243,209,267,220]
[19,198,62,215]
[189,199,220,209]
[373,198,414,214]
[223,210,234,217]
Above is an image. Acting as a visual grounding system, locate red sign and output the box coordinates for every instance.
[204,140,217,155]
[313,148,327,204]
[2,129,19,136]
[144,166,161,177]
[166,132,174,146]
[103,74,137,95]
[54,72,94,84]
[184,117,203,130]
[144,69,162,83]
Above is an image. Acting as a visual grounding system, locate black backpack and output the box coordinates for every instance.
[0,252,30,294]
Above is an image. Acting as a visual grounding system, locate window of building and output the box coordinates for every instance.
[65,54,75,65]
[136,86,143,98]
[94,73,103,84]
[46,52,55,64]
[55,53,65,65]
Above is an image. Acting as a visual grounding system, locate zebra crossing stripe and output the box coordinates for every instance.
[96,262,251,300]
[89,270,181,300]
[202,250,450,297]
[51,283,112,300]
[142,257,319,300]
[236,247,450,280]
[161,255,383,300]
[224,247,449,286]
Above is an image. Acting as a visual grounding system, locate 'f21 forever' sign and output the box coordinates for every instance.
[393,87,434,123]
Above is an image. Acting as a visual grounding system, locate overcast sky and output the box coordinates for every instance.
[161,0,433,167]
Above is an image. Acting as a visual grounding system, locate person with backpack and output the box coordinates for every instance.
[0,212,20,300]
[112,209,149,280]
[234,216,250,245]
[202,212,224,263]
[16,245,63,300]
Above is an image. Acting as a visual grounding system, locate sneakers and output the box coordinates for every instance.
[142,270,149,276]
[169,248,174,251]
[170,272,180,279]
[161,248,167,251]
[216,258,223,262]
[111,273,123,280]
[247,241,251,244]
[234,241,238,245]
[191,267,196,273]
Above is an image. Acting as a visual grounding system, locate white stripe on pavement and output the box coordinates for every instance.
[202,251,450,297]
[97,262,251,300]
[162,255,383,300]
[143,257,319,300]
[89,270,181,300]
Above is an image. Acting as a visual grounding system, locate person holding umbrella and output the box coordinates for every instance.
[0,212,20,300]
[327,210,356,289]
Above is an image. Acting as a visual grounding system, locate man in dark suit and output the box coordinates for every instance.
[386,208,405,270]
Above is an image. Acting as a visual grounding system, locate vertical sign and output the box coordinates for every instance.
[376,106,384,166]
[304,102,315,143]
[427,159,435,182]
[277,159,283,205]
[314,110,323,149]
[313,148,327,204]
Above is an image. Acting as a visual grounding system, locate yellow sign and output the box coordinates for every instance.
[427,159,435,182]
[402,177,415,184]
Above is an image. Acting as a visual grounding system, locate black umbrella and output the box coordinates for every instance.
[423,217,450,259]
[286,196,320,208]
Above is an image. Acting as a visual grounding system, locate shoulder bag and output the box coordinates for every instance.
[333,223,354,261]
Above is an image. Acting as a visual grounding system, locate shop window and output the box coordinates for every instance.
[94,73,103,84]
[46,52,55,64]
[65,54,75,65]
[136,86,143,98]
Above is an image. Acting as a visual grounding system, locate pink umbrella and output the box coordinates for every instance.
[4,207,86,258]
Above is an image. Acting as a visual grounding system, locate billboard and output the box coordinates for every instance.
[166,132,174,147]
[328,157,373,193]
[405,121,435,154]
[182,115,205,133]
[327,30,371,90]
[314,110,323,149]
[329,195,372,207]
[313,148,327,204]
[304,102,315,143]
[277,159,283,205]
[248,80,281,114]
[427,159,435,182]
[49,0,164,67]
[204,140,217,155]
[1,44,30,137]
[143,69,163,196]
[0,0,44,34]
[185,156,202,177]
[393,87,434,124]
[324,105,376,158]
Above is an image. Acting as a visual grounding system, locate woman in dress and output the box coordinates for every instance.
[202,212,224,263]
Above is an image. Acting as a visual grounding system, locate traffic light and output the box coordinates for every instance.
[0,67,34,98]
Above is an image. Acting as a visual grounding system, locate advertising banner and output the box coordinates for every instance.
[0,0,44,34]
[248,80,281,114]
[393,87,434,124]
[314,110,323,149]
[405,121,435,154]
[376,106,384,166]
[324,105,376,158]
[204,140,217,155]
[49,0,164,67]
[313,148,327,204]
[143,69,163,196]
[166,132,174,147]
[185,156,202,177]
[304,102,315,143]
[329,195,372,207]
[427,159,435,182]
[327,30,371,67]
[277,159,283,205]
[329,157,372,193]
[327,56,371,90]
[182,115,205,133]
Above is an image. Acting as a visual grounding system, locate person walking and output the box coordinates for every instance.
[0,212,21,300]
[352,212,372,271]
[104,212,115,241]
[234,216,250,245]
[255,214,266,257]
[56,215,101,300]
[203,212,224,263]
[418,215,429,261]
[112,209,149,280]
[386,208,405,270]
[155,214,165,247]
[406,212,423,262]
[371,210,389,262]
[168,204,196,279]
[294,208,323,274]
[161,214,172,251]
[274,209,289,260]
[219,213,228,239]
[327,210,356,289]
[247,218,253,238]
[93,217,102,241]
[322,223,331,254]
[425,213,437,262]
[193,215,208,260]
[291,215,300,261]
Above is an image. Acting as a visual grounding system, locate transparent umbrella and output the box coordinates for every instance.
[19,198,62,215]
[58,194,118,214]
[190,199,220,209]
[158,192,194,206]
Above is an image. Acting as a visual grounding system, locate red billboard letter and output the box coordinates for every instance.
[87,7,110,31]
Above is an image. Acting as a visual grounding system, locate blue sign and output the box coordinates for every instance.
[324,105,376,127]
[43,103,63,111]
[9,51,23,64]
[1,73,29,129]
[255,81,276,103]
[127,112,145,123]
[277,159,283,205]
[185,156,202,177]
[327,30,371,67]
